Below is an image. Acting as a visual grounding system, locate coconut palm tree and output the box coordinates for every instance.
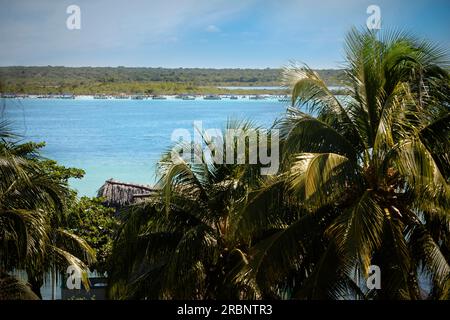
[238,28,450,299]
[108,28,449,300]
[108,120,271,299]
[0,122,95,298]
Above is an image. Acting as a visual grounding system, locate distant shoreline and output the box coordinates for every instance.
[0,66,348,96]
[0,93,291,101]
[0,86,349,99]
[0,88,350,101]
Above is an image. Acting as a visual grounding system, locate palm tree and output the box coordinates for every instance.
[0,122,95,298]
[107,28,449,300]
[238,28,450,299]
[108,120,269,299]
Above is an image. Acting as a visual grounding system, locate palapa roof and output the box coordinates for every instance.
[97,179,157,208]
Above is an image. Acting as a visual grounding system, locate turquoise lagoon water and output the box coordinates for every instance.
[2,97,287,196]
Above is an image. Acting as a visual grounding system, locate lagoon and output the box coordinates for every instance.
[2,97,287,196]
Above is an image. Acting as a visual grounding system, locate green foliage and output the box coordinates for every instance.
[32,147,120,274]
[39,159,85,182]
[0,127,95,298]
[263,28,450,299]
[108,120,269,299]
[2,27,449,301]
[67,197,118,273]
[108,28,450,300]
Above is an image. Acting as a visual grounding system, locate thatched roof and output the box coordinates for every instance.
[97,179,157,208]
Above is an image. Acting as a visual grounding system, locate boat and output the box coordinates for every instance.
[59,94,75,99]
[131,95,145,100]
[203,95,221,100]
[114,94,129,99]
[229,95,238,100]
[174,94,195,100]
[1,93,17,98]
[94,95,108,99]
[278,95,289,102]
[249,95,266,100]
[152,95,167,100]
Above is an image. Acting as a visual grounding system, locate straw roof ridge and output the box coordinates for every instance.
[97,178,157,208]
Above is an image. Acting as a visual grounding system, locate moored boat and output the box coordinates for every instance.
[114,94,129,99]
[1,93,17,98]
[59,94,75,99]
[249,95,266,100]
[94,95,109,99]
[203,94,221,100]
[152,95,167,100]
[278,95,289,102]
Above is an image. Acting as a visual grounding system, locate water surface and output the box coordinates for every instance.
[2,98,287,196]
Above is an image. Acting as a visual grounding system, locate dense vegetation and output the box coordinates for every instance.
[109,29,450,299]
[0,28,449,300]
[0,67,346,95]
[67,197,118,273]
[0,137,118,298]
[0,136,91,298]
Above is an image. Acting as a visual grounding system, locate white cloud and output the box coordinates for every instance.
[205,25,221,33]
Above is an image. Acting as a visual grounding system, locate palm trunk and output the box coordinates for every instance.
[51,269,57,300]
[28,275,43,299]
[26,267,44,299]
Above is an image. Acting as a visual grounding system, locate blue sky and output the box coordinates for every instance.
[0,0,449,68]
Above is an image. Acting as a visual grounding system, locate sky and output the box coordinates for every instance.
[0,0,449,69]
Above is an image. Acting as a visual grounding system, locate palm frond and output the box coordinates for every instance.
[326,191,384,276]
